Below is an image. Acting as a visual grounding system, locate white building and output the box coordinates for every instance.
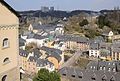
[89,43,100,57]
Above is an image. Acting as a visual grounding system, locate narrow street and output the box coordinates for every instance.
[60,50,82,69]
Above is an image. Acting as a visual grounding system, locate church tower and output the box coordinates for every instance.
[0,0,20,81]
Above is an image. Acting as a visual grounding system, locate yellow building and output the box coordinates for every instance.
[0,0,20,81]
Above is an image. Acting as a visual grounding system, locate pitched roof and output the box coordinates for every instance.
[0,0,20,17]
[40,46,62,62]
[87,60,120,72]
[90,43,99,50]
[56,35,89,43]
[36,59,53,67]
[19,49,29,57]
[59,67,120,81]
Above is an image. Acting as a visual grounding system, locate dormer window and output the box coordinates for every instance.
[110,76,115,81]
[100,66,102,70]
[113,63,115,65]
[3,38,9,48]
[94,66,96,69]
[112,68,116,72]
[108,67,111,71]
[78,72,83,79]
[91,74,96,81]
[108,63,111,65]
[71,74,75,77]
[62,73,66,76]
[90,66,93,69]
[103,66,106,70]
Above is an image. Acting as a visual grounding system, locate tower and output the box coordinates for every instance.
[0,0,20,81]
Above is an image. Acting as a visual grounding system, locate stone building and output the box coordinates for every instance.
[0,0,20,81]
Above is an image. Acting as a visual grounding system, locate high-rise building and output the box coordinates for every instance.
[41,6,49,12]
[0,0,20,81]
[50,7,54,11]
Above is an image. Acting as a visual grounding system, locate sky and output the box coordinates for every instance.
[5,0,120,11]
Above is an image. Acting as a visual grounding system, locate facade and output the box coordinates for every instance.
[56,35,89,50]
[0,1,20,81]
[102,30,114,40]
[112,48,120,60]
[112,42,120,60]
[89,43,100,57]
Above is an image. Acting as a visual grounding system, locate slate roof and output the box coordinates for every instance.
[31,23,57,32]
[27,33,48,40]
[19,38,26,47]
[112,42,120,48]
[56,35,89,43]
[99,42,112,51]
[94,36,105,43]
[40,46,62,55]
[36,59,53,67]
[19,49,29,57]
[32,49,42,58]
[59,67,120,81]
[28,56,38,62]
[87,61,120,72]
[90,43,99,50]
[40,46,62,62]
[0,0,20,17]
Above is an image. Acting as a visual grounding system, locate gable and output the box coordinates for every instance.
[0,1,19,25]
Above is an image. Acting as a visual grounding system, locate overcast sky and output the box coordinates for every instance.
[5,0,120,11]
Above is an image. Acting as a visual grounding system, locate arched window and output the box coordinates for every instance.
[3,38,9,48]
[2,75,7,81]
[3,57,10,64]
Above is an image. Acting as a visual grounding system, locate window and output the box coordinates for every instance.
[102,75,107,81]
[2,75,7,81]
[71,74,75,77]
[3,38,9,48]
[62,73,66,76]
[100,66,102,70]
[3,58,10,64]
[78,76,82,78]
[78,72,83,78]
[91,74,96,81]
[103,66,106,70]
[108,67,111,71]
[113,68,116,72]
[110,76,115,81]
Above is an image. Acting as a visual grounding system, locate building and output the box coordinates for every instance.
[56,35,89,51]
[0,0,20,81]
[102,27,114,40]
[36,59,55,72]
[50,7,54,11]
[112,42,120,60]
[40,46,62,69]
[59,67,120,81]
[87,61,120,72]
[41,6,49,12]
[89,43,100,57]
[19,49,29,71]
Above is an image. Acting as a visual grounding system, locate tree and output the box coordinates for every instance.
[33,68,61,81]
[79,19,89,27]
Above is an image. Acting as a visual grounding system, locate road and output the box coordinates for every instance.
[60,50,82,69]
